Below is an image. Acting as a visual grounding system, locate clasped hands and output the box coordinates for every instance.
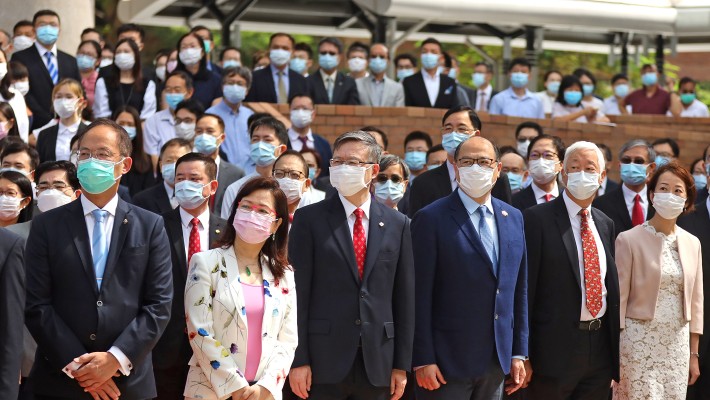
[67,352,122,400]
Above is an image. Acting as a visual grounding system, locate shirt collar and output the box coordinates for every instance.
[478,84,492,97]
[446,159,456,183]
[179,206,210,229]
[320,69,338,81]
[287,127,313,142]
[158,108,174,123]
[81,193,119,217]
[35,41,57,57]
[562,190,589,219]
[218,99,240,114]
[457,187,493,216]
[506,86,532,100]
[163,181,174,197]
[59,119,81,133]
[622,183,647,204]
[339,192,371,220]
[271,64,289,76]
[531,181,559,200]
[422,70,440,82]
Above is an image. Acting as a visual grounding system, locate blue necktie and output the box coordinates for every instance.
[477,205,498,276]
[91,209,109,289]
[45,52,58,85]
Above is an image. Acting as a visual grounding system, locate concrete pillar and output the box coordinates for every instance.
[0,0,95,55]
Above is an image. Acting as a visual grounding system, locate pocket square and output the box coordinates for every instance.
[444,85,453,95]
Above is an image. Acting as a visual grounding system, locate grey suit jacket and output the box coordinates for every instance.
[215,160,245,215]
[355,75,405,107]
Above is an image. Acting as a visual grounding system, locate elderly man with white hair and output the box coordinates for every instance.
[521,141,621,400]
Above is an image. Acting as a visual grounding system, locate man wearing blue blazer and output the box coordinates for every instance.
[412,136,528,400]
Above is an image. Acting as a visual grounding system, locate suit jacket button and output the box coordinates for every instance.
[496,289,500,295]
[494,314,499,320]
[96,300,103,307]
[355,319,361,325]
[360,291,366,298]
[89,333,97,341]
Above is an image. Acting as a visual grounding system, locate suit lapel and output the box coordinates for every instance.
[413,73,427,106]
[326,196,360,283]
[435,163,454,196]
[613,188,633,229]
[491,199,511,278]
[31,47,53,87]
[362,201,385,282]
[66,200,98,296]
[311,74,327,103]
[264,68,276,102]
[224,248,248,328]
[449,191,494,274]
[553,197,582,288]
[165,209,188,282]
[333,73,344,104]
[47,127,59,160]
[364,78,375,105]
[101,199,131,291]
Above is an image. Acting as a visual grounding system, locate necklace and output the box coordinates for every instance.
[236,254,260,276]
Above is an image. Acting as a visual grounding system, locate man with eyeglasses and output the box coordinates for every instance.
[308,37,360,105]
[355,43,405,107]
[512,134,566,211]
[407,106,512,218]
[272,150,324,224]
[412,135,528,400]
[593,139,656,238]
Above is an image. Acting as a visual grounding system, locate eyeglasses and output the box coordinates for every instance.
[237,202,277,218]
[273,169,305,180]
[456,158,496,168]
[319,51,337,56]
[330,159,375,168]
[529,151,558,161]
[74,149,117,162]
[375,174,405,184]
[0,190,19,197]
[441,125,476,135]
[620,156,647,165]
[37,182,71,191]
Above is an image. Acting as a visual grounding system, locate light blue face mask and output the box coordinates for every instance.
[222,60,240,69]
[655,155,670,167]
[374,180,405,204]
[442,132,472,155]
[308,167,317,181]
[174,180,209,209]
[421,53,439,70]
[448,69,458,80]
[472,73,486,88]
[165,93,185,110]
[77,55,96,71]
[693,174,707,191]
[194,134,218,155]
[426,163,442,170]
[614,83,630,98]
[77,158,122,194]
[290,57,307,74]
[397,68,415,81]
[223,84,246,104]
[369,57,387,74]
[642,72,658,86]
[404,151,427,171]
[250,141,277,167]
[318,53,339,70]
[620,163,648,185]
[120,125,137,140]
[161,163,176,185]
[582,84,595,96]
[547,81,560,95]
[36,25,59,46]
[564,91,583,105]
[510,72,529,88]
[507,172,524,192]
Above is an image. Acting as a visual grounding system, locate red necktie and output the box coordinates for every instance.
[353,208,367,280]
[298,135,309,150]
[544,193,553,202]
[579,209,602,318]
[188,217,200,265]
[631,194,644,226]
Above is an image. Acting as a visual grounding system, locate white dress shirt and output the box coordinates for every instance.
[622,183,648,221]
[603,96,632,116]
[79,194,133,375]
[93,78,158,120]
[271,64,291,99]
[476,84,493,112]
[531,181,559,204]
[55,120,81,161]
[422,70,441,107]
[581,97,606,119]
[535,90,556,115]
[339,193,371,242]
[446,160,458,191]
[164,181,178,209]
[562,191,608,321]
[180,206,210,260]
[668,99,710,117]
[320,69,338,100]
[287,128,314,151]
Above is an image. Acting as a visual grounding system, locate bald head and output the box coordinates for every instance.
[370,43,389,59]
[455,135,499,162]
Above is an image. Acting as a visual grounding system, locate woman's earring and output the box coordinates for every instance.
[270,232,275,240]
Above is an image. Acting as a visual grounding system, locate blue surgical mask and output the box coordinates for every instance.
[269,49,291,66]
[308,167,317,180]
[222,60,240,69]
[421,53,439,70]
[547,81,560,95]
[397,68,415,81]
[693,174,707,191]
[120,125,137,140]
[655,155,670,167]
[250,141,277,167]
[582,84,595,96]
[174,180,209,209]
[564,91,583,105]
[619,163,648,185]
[223,84,246,104]
[442,132,472,155]
[472,72,486,88]
[448,69,458,80]
[369,57,387,74]
[642,72,658,86]
[614,83,630,98]
[161,163,176,185]
[507,172,524,192]
[77,158,123,194]
[76,55,96,71]
[165,93,185,110]
[374,180,405,205]
[36,25,59,46]
[194,134,218,155]
[404,151,427,171]
[510,72,528,88]
[290,58,307,74]
[318,53,339,70]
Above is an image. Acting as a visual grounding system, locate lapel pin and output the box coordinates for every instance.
[123,218,128,224]
[215,229,221,234]
[379,222,384,227]
[502,211,508,217]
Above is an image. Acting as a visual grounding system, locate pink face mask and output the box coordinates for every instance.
[233,208,276,244]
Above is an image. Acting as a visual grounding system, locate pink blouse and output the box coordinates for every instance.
[240,282,264,382]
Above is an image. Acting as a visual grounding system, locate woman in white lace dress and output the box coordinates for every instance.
[614,163,703,399]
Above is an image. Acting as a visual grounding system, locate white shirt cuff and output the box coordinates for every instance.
[512,355,528,361]
[108,346,133,376]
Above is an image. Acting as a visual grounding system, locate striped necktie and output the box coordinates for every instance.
[45,52,58,85]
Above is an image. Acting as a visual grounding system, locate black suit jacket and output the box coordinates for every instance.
[308,71,360,105]
[133,183,173,215]
[512,185,538,211]
[289,195,414,386]
[25,198,173,399]
[678,201,710,366]
[402,72,459,109]
[245,67,310,103]
[36,122,89,163]
[12,46,81,129]
[696,187,709,204]
[469,88,499,110]
[603,178,620,195]
[153,208,226,371]
[523,196,620,381]
[214,160,245,214]
[592,186,655,238]
[0,228,24,399]
[407,163,512,217]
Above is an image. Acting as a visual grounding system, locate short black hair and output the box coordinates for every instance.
[249,116,288,146]
[360,126,388,150]
[247,113,272,130]
[81,28,102,39]
[198,113,225,133]
[219,46,240,61]
[596,143,613,163]
[32,10,60,25]
[0,170,32,222]
[556,75,583,106]
[420,37,443,53]
[13,20,33,34]
[543,70,562,81]
[454,136,500,161]
[611,73,628,85]
[288,93,313,106]
[160,138,192,157]
[294,42,313,59]
[274,149,309,176]
[165,70,194,91]
[679,76,696,88]
[515,121,543,139]
[34,160,80,190]
[117,23,145,42]
[508,57,531,71]
[426,144,445,159]
[175,98,205,118]
[0,141,40,170]
[474,61,492,73]
[394,53,417,68]
[175,152,217,181]
[318,37,343,54]
[499,145,518,156]
[270,32,295,48]
[442,52,452,69]
[526,134,566,161]
[652,138,680,158]
[404,131,433,150]
[441,106,482,131]
[573,68,596,86]
[347,41,370,58]
[190,25,213,41]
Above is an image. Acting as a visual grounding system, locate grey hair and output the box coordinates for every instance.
[563,141,605,172]
[222,66,253,90]
[378,154,410,180]
[618,139,656,162]
[333,130,383,163]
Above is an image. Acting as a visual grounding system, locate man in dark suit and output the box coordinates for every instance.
[245,33,309,104]
[0,228,24,399]
[402,38,458,109]
[12,10,80,130]
[308,37,359,105]
[593,139,656,238]
[408,106,512,217]
[596,143,620,197]
[133,138,192,215]
[523,141,620,399]
[25,119,173,399]
[289,131,414,400]
[153,153,226,400]
[470,62,498,112]
[287,94,333,176]
[412,136,528,399]
[512,134,566,211]
[678,201,710,400]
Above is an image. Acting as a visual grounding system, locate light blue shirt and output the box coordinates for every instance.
[206,101,255,174]
[457,189,499,262]
[489,87,545,119]
[271,64,290,99]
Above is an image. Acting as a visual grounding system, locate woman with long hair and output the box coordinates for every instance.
[112,105,156,195]
[0,49,30,141]
[176,32,223,109]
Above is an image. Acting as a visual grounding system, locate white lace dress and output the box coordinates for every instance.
[615,223,689,400]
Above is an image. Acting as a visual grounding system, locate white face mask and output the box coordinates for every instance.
[174,122,196,140]
[565,171,600,200]
[458,164,495,199]
[12,81,29,96]
[277,177,305,203]
[517,140,530,157]
[528,158,558,185]
[290,109,313,129]
[99,58,113,68]
[179,48,202,66]
[114,53,135,71]
[155,65,167,81]
[12,35,34,52]
[348,57,367,73]
[329,164,371,196]
[0,195,23,219]
[652,192,686,220]
[37,188,73,212]
[53,98,79,119]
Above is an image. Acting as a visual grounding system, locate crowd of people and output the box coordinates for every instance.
[0,7,709,400]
